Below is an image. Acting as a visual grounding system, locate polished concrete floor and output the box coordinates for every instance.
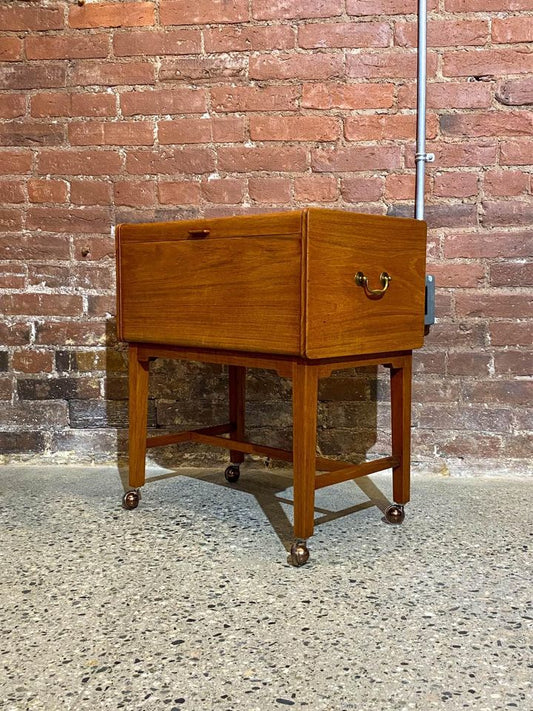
[1,465,531,711]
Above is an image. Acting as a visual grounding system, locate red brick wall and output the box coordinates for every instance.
[0,0,531,475]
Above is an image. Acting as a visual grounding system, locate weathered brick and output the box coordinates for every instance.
[294,175,339,202]
[494,351,533,376]
[0,180,25,204]
[0,5,64,31]
[0,64,66,90]
[0,432,45,454]
[496,78,533,106]
[69,121,154,146]
[0,293,83,317]
[35,322,107,347]
[31,91,116,118]
[440,111,533,138]
[160,0,249,25]
[0,209,23,232]
[347,50,426,79]
[500,140,533,166]
[12,350,54,374]
[18,377,100,401]
[483,169,529,197]
[121,88,207,116]
[299,22,390,49]
[217,146,308,173]
[423,142,498,168]
[200,178,245,204]
[114,180,157,208]
[455,291,532,319]
[250,116,340,142]
[425,263,484,288]
[445,0,533,10]
[0,37,23,61]
[0,96,26,119]
[211,85,299,112]
[70,180,112,206]
[341,176,383,202]
[26,35,109,60]
[158,181,202,205]
[126,147,215,175]
[399,81,492,110]
[0,234,70,261]
[27,263,69,290]
[253,0,342,19]
[28,179,68,204]
[443,49,533,78]
[160,56,247,82]
[490,322,533,347]
[445,231,532,259]
[345,114,432,141]
[395,20,488,48]
[312,146,401,172]
[158,117,244,144]
[37,149,122,176]
[0,322,31,347]
[113,29,200,56]
[69,2,155,29]
[490,262,533,288]
[462,380,532,407]
[204,25,294,53]
[0,352,8,372]
[26,207,110,234]
[70,60,155,87]
[347,0,424,14]
[248,177,291,204]
[482,200,533,228]
[250,52,344,80]
[492,16,533,43]
[0,122,64,147]
[302,82,394,110]
[433,171,478,198]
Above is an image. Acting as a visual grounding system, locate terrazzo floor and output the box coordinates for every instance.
[0,464,531,711]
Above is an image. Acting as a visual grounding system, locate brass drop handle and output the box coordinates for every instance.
[354,271,391,298]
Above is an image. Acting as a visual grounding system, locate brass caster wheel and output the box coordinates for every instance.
[384,504,405,524]
[122,489,140,510]
[224,464,240,483]
[289,540,310,567]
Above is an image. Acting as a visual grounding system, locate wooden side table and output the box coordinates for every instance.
[116,208,427,565]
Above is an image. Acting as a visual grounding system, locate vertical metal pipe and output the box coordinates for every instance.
[415,0,428,221]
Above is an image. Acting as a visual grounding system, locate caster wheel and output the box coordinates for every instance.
[289,541,310,567]
[224,464,240,483]
[122,489,140,510]
[384,504,405,524]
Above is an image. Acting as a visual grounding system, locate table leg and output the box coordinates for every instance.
[128,345,150,489]
[390,354,412,505]
[292,362,319,542]
[228,365,246,465]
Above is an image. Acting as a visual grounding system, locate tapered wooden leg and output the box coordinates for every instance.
[229,365,246,464]
[390,354,412,505]
[128,345,150,489]
[292,363,319,541]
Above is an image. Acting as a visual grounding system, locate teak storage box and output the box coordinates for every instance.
[116,208,427,565]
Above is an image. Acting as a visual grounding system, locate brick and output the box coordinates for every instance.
[0,234,70,261]
[250,53,344,81]
[312,146,401,172]
[158,117,244,144]
[0,402,68,430]
[490,262,533,288]
[0,322,31,346]
[0,150,32,175]
[12,350,54,374]
[0,377,11,400]
[35,321,107,347]
[493,17,533,44]
[496,78,533,106]
[72,236,114,261]
[462,380,532,407]
[0,293,83,317]
[69,121,154,146]
[427,263,484,288]
[0,180,25,204]
[391,203,477,228]
[27,263,69,290]
[121,88,207,116]
[114,181,157,208]
[302,82,394,110]
[253,0,342,19]
[445,0,533,10]
[28,179,68,204]
[500,140,533,166]
[456,292,532,319]
[200,178,245,204]
[445,231,532,259]
[494,352,532,377]
[0,96,26,119]
[18,377,100,401]
[71,264,115,291]
[0,122,64,147]
[250,116,340,142]
[31,92,116,118]
[248,177,291,204]
[0,64,65,90]
[423,142,498,168]
[158,181,202,205]
[345,114,428,142]
[113,29,200,56]
[37,149,122,176]
[395,20,488,48]
[0,209,23,232]
[217,146,308,173]
[87,294,116,317]
[433,171,478,198]
[0,5,63,31]
[440,111,533,138]
[341,176,383,202]
[204,26,294,53]
[384,173,416,201]
[482,200,533,228]
[26,35,109,60]
[0,352,8,372]
[69,2,155,29]
[160,0,249,25]
[70,180,112,206]
[211,85,299,112]
[160,56,247,82]
[347,0,422,14]
[399,81,492,110]
[70,60,155,87]
[126,147,215,175]
[299,22,390,49]
[26,207,110,234]
[0,432,45,454]
[294,175,339,202]
[484,169,529,197]
[347,50,428,80]
[0,37,23,61]
[490,322,533,347]
[443,49,533,78]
